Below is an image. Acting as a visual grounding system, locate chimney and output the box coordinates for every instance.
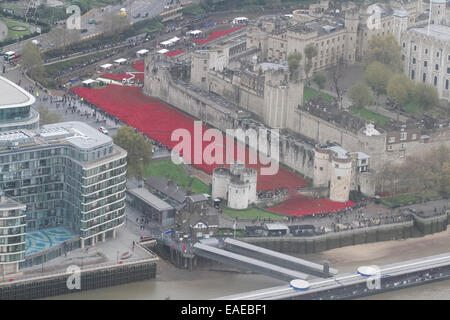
[167,179,174,187]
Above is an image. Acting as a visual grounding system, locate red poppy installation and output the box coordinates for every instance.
[72,85,353,215]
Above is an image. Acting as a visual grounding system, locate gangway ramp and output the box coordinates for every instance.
[193,243,308,282]
[223,238,338,278]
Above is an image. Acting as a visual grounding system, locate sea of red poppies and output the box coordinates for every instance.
[72,84,309,191]
[72,83,354,215]
[165,50,185,57]
[133,61,145,72]
[268,195,354,217]
[193,26,243,45]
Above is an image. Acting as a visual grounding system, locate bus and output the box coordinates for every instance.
[4,51,20,62]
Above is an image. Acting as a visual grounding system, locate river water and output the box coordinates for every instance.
[47,230,450,300]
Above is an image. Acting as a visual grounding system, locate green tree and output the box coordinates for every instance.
[304,44,318,78]
[287,52,302,81]
[386,74,414,106]
[347,83,373,108]
[101,13,131,42]
[113,126,153,179]
[363,34,402,72]
[312,72,326,91]
[364,61,393,104]
[37,105,62,125]
[21,41,44,78]
[413,83,439,109]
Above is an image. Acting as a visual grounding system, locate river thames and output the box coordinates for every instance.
[47,228,450,300]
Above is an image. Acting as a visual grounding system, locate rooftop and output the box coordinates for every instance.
[0,76,36,110]
[0,121,113,151]
[128,188,174,211]
[411,24,450,42]
[39,121,113,151]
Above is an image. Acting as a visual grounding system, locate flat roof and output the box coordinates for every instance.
[158,49,169,54]
[100,63,113,68]
[82,79,96,84]
[129,188,174,211]
[0,76,36,109]
[411,24,450,42]
[39,121,113,151]
[137,49,149,54]
[114,58,128,63]
[265,223,289,231]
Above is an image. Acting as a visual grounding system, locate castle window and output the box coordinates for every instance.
[447,67,450,74]
[425,49,428,54]
[412,134,417,140]
[320,167,323,171]
[337,176,341,180]
[435,64,439,71]
[412,58,416,64]
[414,45,416,51]
[388,145,393,151]
[424,61,427,67]
[434,76,438,86]
[423,73,426,82]
[437,52,440,58]
[400,132,407,141]
[335,164,339,168]
[388,136,395,143]
[402,42,405,48]
[446,79,449,90]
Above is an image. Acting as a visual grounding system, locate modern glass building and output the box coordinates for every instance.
[0,121,127,255]
[0,76,39,132]
[0,193,26,275]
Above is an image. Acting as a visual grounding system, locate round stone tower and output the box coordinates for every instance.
[212,167,230,200]
[329,154,352,202]
[240,168,258,204]
[313,145,331,187]
[228,180,250,209]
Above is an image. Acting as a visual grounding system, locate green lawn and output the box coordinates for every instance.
[303,87,335,104]
[379,190,443,208]
[1,18,31,42]
[404,101,423,115]
[349,106,390,127]
[143,160,210,195]
[222,207,284,221]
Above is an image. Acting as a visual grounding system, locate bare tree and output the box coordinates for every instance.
[329,56,347,109]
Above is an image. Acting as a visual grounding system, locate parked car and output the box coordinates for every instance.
[98,127,108,134]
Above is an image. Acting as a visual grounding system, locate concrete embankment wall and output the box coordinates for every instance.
[0,260,157,300]
[242,213,450,254]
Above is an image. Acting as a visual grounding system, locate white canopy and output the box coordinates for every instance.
[169,36,180,42]
[137,49,149,54]
[189,30,202,35]
[157,49,169,54]
[82,79,96,85]
[4,51,14,55]
[100,63,113,69]
[160,40,173,46]
[114,58,127,64]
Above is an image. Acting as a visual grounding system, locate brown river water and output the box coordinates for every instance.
[46,229,450,300]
